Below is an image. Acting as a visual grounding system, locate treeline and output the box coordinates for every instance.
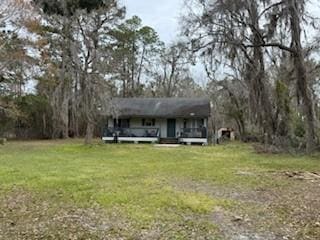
[0,0,203,144]
[183,0,320,153]
[0,0,320,152]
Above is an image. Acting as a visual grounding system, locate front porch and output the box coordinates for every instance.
[102,125,208,145]
[179,128,208,145]
[102,127,160,143]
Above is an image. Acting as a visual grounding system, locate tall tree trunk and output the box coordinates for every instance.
[84,121,94,145]
[42,113,47,138]
[122,63,127,97]
[61,89,69,138]
[131,41,135,96]
[58,16,72,139]
[83,30,99,145]
[70,66,80,138]
[289,0,315,153]
[136,45,146,95]
[248,1,275,143]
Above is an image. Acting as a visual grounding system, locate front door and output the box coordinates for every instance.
[167,119,176,138]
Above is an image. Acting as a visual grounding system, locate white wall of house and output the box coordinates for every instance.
[159,119,167,138]
[130,118,167,138]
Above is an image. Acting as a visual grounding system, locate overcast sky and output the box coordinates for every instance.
[120,0,209,84]
[122,0,320,43]
[121,0,320,85]
[121,0,183,43]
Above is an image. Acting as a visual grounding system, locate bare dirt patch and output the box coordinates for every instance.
[0,189,137,240]
[283,171,320,181]
[0,189,218,240]
[171,173,320,240]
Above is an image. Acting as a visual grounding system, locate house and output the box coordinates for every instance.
[102,98,211,145]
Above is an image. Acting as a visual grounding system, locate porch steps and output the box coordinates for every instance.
[160,138,179,144]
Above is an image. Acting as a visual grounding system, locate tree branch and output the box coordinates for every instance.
[244,42,295,53]
[258,1,285,19]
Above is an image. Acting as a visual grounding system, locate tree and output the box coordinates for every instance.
[147,42,193,97]
[32,0,78,138]
[74,1,125,144]
[182,0,319,151]
[0,0,33,137]
[286,0,316,152]
[32,0,125,143]
[110,16,162,97]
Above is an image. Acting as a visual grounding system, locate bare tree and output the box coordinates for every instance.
[148,42,192,97]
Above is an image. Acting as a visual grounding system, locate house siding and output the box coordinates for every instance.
[108,117,208,139]
[112,118,167,138]
[159,119,167,138]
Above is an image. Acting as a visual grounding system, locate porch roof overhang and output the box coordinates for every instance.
[108,98,211,119]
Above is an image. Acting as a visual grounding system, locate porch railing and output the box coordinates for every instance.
[103,127,160,138]
[180,128,207,138]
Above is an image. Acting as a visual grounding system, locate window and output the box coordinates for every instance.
[142,119,155,126]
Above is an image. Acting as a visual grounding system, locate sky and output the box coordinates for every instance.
[121,0,183,43]
[121,0,320,85]
[122,0,320,43]
[121,0,208,85]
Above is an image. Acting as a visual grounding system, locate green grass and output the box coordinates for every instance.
[0,140,319,238]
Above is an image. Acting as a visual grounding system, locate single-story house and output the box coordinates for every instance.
[102,98,211,145]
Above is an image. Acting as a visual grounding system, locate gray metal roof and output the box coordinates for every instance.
[110,98,211,118]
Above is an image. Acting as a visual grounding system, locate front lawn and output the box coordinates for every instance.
[0,140,319,239]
